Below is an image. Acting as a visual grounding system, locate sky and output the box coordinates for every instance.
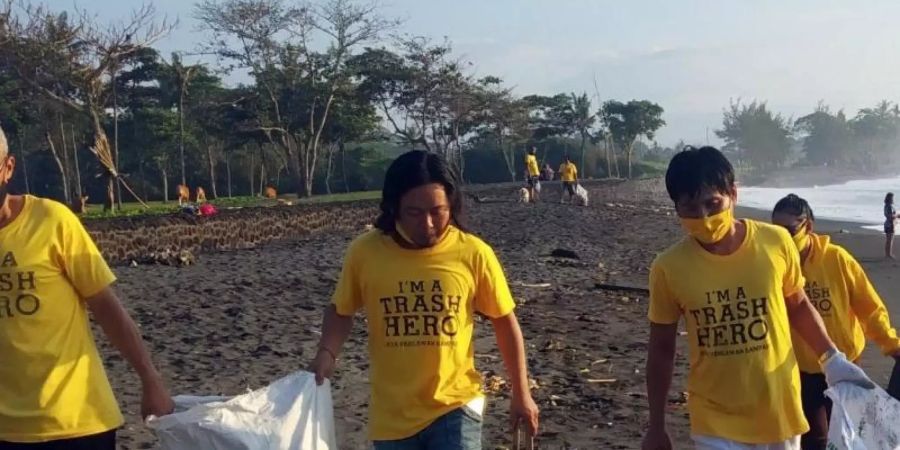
[81,0,900,146]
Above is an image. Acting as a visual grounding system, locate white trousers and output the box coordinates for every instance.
[692,435,801,450]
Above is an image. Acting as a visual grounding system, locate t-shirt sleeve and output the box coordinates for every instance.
[54,204,116,299]
[842,250,900,354]
[332,241,364,316]
[648,259,681,324]
[474,244,516,318]
[780,230,806,303]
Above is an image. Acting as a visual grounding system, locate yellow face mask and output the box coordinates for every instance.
[791,221,811,252]
[394,221,450,247]
[680,207,734,244]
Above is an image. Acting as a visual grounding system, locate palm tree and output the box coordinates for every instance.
[570,92,596,176]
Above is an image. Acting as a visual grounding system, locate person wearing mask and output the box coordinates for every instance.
[309,150,539,449]
[772,193,900,450]
[0,125,173,449]
[643,146,874,450]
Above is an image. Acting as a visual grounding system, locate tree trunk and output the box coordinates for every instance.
[226,154,232,198]
[59,119,73,202]
[179,90,187,186]
[206,143,218,199]
[113,70,122,210]
[605,137,613,179]
[259,163,266,197]
[288,151,305,197]
[70,125,82,199]
[46,130,70,204]
[248,152,255,197]
[341,141,350,193]
[580,133,587,178]
[627,142,634,179]
[161,166,169,204]
[324,143,336,195]
[20,146,30,194]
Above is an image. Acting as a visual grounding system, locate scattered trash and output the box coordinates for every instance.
[550,249,580,259]
[586,378,617,384]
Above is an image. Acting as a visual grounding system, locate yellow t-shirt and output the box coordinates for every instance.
[525,154,540,177]
[793,233,900,373]
[0,196,122,442]
[333,225,515,440]
[559,162,577,182]
[648,219,808,443]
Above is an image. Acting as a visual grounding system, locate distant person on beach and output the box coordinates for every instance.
[310,150,539,449]
[525,147,541,203]
[884,192,897,259]
[0,125,173,448]
[772,193,900,450]
[541,163,554,181]
[643,146,874,450]
[558,156,578,203]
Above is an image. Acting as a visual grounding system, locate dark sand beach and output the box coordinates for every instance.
[95,180,900,449]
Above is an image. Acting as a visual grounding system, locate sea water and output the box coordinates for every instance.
[738,176,900,230]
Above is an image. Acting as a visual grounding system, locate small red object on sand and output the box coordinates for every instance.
[199,204,218,217]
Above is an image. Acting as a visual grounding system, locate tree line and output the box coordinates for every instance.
[718,99,900,174]
[0,0,666,211]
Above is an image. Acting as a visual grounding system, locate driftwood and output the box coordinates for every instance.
[594,283,649,295]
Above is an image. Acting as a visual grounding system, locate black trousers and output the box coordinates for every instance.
[0,430,116,450]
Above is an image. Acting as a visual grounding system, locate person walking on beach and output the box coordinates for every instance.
[643,146,874,450]
[772,193,900,450]
[525,147,541,203]
[884,192,896,259]
[310,150,539,449]
[0,125,173,449]
[558,156,578,204]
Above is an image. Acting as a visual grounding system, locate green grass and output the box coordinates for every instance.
[81,191,381,219]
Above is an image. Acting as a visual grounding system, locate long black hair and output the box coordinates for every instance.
[886,192,894,205]
[773,193,815,221]
[374,150,468,233]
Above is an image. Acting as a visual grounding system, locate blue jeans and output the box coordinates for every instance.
[373,407,483,450]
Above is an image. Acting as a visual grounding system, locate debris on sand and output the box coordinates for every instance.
[549,248,580,259]
[141,249,196,267]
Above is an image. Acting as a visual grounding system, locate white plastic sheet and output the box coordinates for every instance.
[147,371,337,450]
[826,383,900,450]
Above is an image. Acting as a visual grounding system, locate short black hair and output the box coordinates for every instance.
[886,192,894,205]
[374,150,468,233]
[773,193,815,221]
[665,146,735,203]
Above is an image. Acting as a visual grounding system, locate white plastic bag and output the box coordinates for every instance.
[147,371,337,450]
[574,185,589,206]
[826,383,900,450]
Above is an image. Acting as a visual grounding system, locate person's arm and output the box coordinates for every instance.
[86,287,173,419]
[786,291,875,387]
[785,291,834,356]
[843,254,900,356]
[491,312,539,435]
[646,322,677,434]
[310,305,355,384]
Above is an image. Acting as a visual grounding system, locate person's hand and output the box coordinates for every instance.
[141,378,175,420]
[641,426,673,450]
[510,391,539,439]
[309,347,337,385]
[823,350,876,389]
